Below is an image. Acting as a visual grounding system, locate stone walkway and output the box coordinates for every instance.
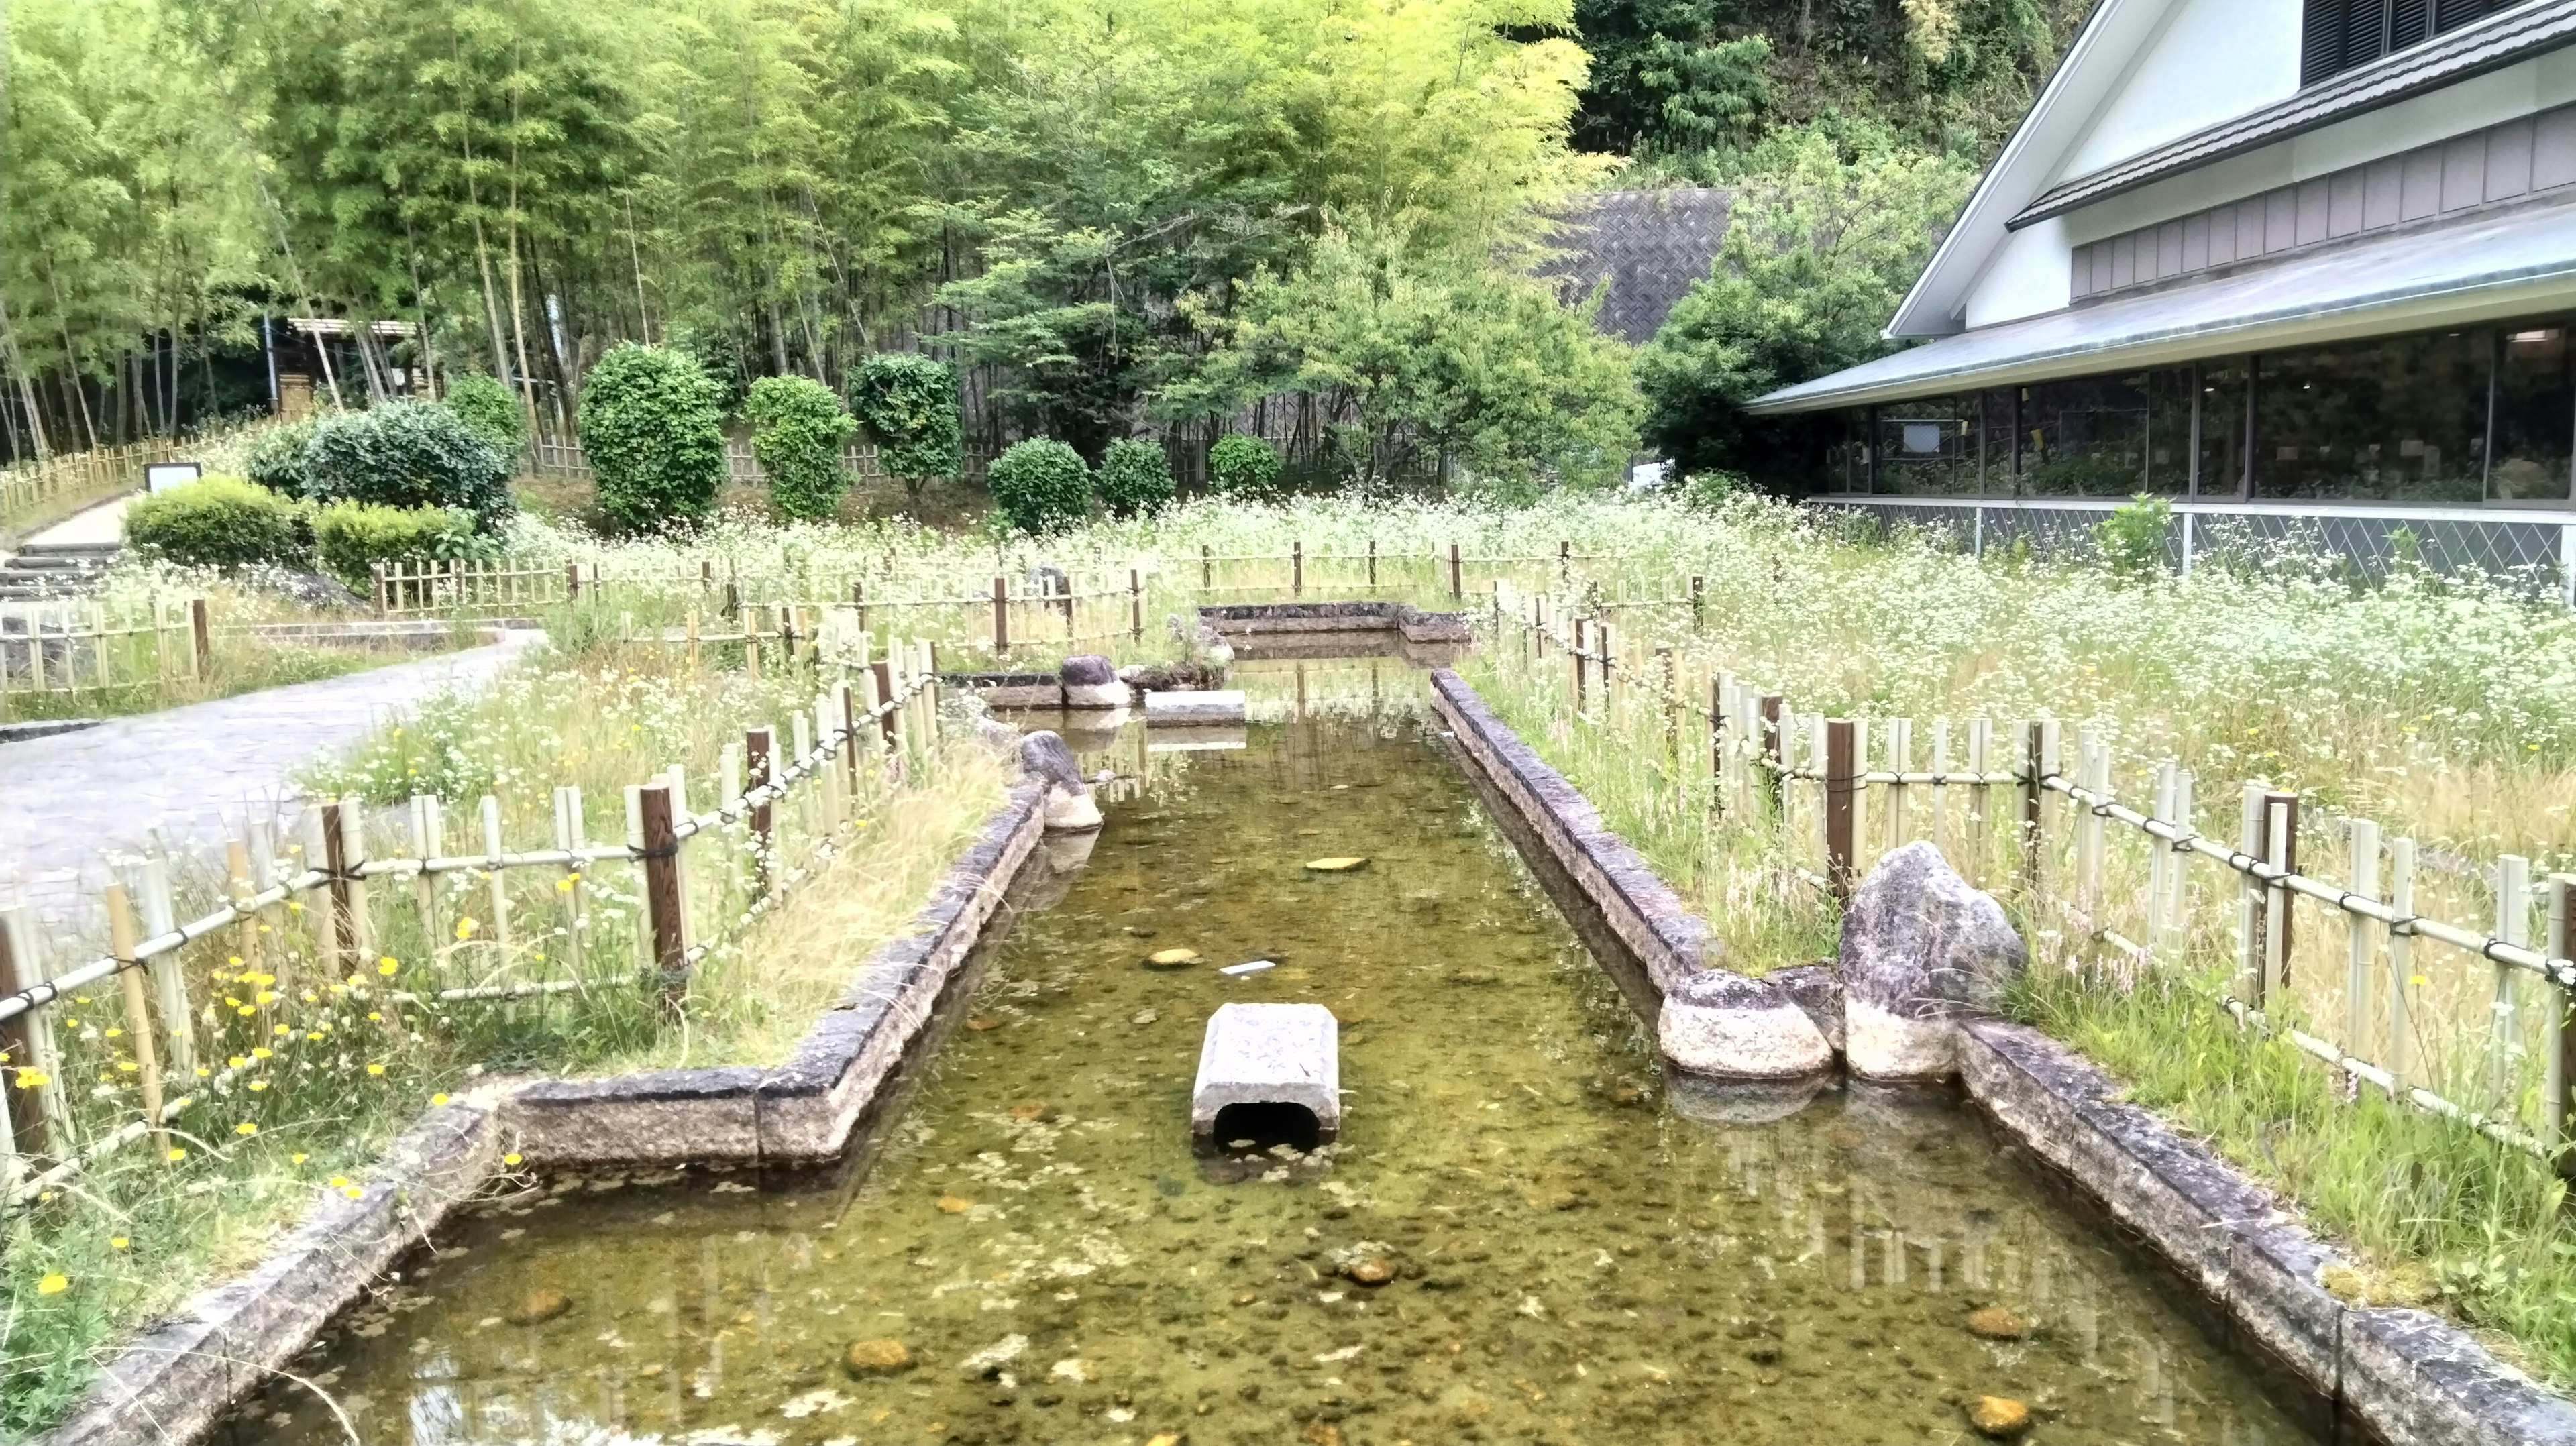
[0,632,540,932]
[25,491,137,547]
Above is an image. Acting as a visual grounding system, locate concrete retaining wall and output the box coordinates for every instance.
[1200,601,1472,645]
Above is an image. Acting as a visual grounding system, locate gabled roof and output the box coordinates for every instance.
[1748,193,2576,412]
[2012,1,2576,229]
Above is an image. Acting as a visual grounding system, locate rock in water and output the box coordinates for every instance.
[1303,856,1367,873]
[1656,968,1833,1080]
[1967,1396,2032,1439]
[1838,842,2027,1080]
[507,1288,572,1325]
[1965,1306,2029,1341]
[1019,730,1102,831]
[1061,653,1128,709]
[1343,1256,1396,1286]
[1146,948,1201,968]
[844,1338,914,1376]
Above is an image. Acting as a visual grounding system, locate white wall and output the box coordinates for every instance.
[2058,0,2305,179]
[1964,219,2075,330]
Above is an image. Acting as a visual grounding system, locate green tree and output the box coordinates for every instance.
[848,351,961,504]
[745,373,855,519]
[1638,122,1974,490]
[985,437,1089,534]
[442,372,528,453]
[1205,434,1281,500]
[1094,437,1174,516]
[578,341,726,529]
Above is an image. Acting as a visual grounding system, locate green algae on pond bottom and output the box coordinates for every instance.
[225,671,2315,1446]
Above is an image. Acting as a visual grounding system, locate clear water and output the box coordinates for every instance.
[225,663,2314,1446]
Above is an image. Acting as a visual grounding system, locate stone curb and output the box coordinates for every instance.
[1197,601,1472,645]
[1426,668,1711,993]
[40,779,1053,1446]
[1960,1018,2576,1446]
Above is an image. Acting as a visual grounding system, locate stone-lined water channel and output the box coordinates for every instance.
[224,663,2312,1446]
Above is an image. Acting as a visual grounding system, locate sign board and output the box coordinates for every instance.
[144,462,204,493]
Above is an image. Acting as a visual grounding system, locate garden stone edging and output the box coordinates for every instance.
[40,777,1053,1446]
[1961,1017,2576,1445]
[1199,600,1472,645]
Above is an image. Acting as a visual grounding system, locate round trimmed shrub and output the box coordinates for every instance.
[578,343,727,531]
[302,401,515,525]
[849,353,963,500]
[313,502,490,587]
[745,375,858,520]
[127,477,309,569]
[440,372,527,455]
[1207,434,1282,498]
[244,420,319,496]
[985,439,1091,535]
[1095,438,1175,518]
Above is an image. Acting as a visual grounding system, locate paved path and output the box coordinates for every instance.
[0,632,540,932]
[25,492,137,547]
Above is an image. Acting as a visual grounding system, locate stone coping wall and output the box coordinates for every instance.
[41,779,1052,1446]
[1428,666,2576,1446]
[1199,601,1472,645]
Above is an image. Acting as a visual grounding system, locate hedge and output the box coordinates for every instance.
[1095,438,1175,518]
[746,375,857,520]
[441,373,527,455]
[126,477,308,570]
[986,439,1091,534]
[302,401,515,524]
[1207,434,1283,498]
[849,353,962,498]
[579,343,727,531]
[312,502,487,588]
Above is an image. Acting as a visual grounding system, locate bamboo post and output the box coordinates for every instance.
[1690,575,1705,630]
[0,907,54,1162]
[686,609,702,672]
[793,710,819,844]
[1927,719,1951,858]
[1825,719,1858,897]
[2167,770,2196,944]
[554,786,588,977]
[410,794,444,956]
[2341,820,2383,1066]
[480,795,512,960]
[1449,543,1462,600]
[640,782,688,1012]
[993,575,1010,654]
[320,801,363,974]
[2074,731,2106,924]
[2493,854,2530,1106]
[2547,874,2573,1158]
[372,563,389,614]
[1201,544,1212,590]
[1367,539,1378,589]
[2147,764,2176,956]
[565,560,582,602]
[1130,568,1144,641]
[2388,838,2417,1088]
[1570,617,1588,712]
[1708,675,1729,815]
[105,884,167,1154]
[1760,694,1787,817]
[1293,539,1303,596]
[2020,722,2048,895]
[747,727,777,893]
[189,598,211,683]
[2262,791,2299,997]
[137,858,193,1075]
[1886,718,1913,856]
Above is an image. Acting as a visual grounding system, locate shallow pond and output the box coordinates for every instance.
[225,665,2314,1446]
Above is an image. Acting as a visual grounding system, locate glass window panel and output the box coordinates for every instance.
[2255,331,2489,501]
[1875,397,1976,495]
[2198,362,2250,496]
[2493,321,2574,504]
[2020,373,2183,496]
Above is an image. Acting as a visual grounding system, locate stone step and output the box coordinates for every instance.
[17,541,123,558]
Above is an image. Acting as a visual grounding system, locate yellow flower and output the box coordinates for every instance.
[228,956,244,968]
[328,1176,350,1188]
[115,1061,137,1074]
[103,1027,123,1039]
[290,1153,309,1165]
[367,1011,383,1023]
[366,1064,386,1077]
[194,1068,210,1078]
[13,1068,49,1089]
[503,1152,523,1166]
[236,1005,257,1017]
[228,1056,248,1069]
[250,1047,274,1060]
[341,1184,364,1200]
[166,1148,187,1162]
[36,1274,68,1295]
[555,877,576,893]
[248,1080,269,1092]
[2410,974,2430,986]
[109,1237,129,1250]
[454,917,478,940]
[378,958,399,977]
[255,991,277,1005]
[431,1092,451,1106]
[235,1122,258,1136]
[272,1024,291,1036]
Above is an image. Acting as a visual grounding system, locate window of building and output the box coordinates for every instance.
[2017,370,2193,496]
[2493,323,2576,504]
[2197,362,2252,496]
[1873,398,1978,495]
[2303,0,2512,87]
[2254,330,2491,501]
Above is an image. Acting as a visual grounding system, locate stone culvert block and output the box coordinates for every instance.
[1658,968,1834,1080]
[1191,1003,1340,1154]
[1838,841,2026,1080]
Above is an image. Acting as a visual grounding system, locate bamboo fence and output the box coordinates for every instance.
[0,420,273,539]
[1487,577,2576,1168]
[0,597,210,700]
[0,634,947,1203]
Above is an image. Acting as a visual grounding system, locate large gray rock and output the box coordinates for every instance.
[1059,653,1127,708]
[1837,841,2026,1080]
[1017,730,1101,832]
[1656,968,1833,1080]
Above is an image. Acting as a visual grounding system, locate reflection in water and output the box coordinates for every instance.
[225,664,2310,1446]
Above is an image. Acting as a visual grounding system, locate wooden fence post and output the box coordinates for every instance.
[566,561,583,602]
[1825,719,1858,897]
[1130,568,1144,641]
[2021,720,2049,895]
[2263,790,2299,997]
[2494,854,2531,1104]
[1201,544,1212,590]
[1689,574,1705,630]
[2547,873,2574,1163]
[1571,617,1588,712]
[0,909,52,1162]
[993,575,1010,655]
[189,598,211,683]
[839,681,863,797]
[1557,539,1570,584]
[851,579,867,636]
[1760,693,1786,817]
[372,562,388,614]
[1708,675,1729,814]
[1449,543,1462,600]
[747,726,776,893]
[639,782,688,1013]
[1367,539,1378,589]
[870,661,898,748]
[105,883,167,1154]
[1293,539,1303,596]
[320,801,362,973]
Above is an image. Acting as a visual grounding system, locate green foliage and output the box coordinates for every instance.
[745,376,858,520]
[1639,121,1977,490]
[311,501,492,586]
[125,476,309,569]
[2094,494,2174,579]
[848,353,963,500]
[243,421,320,496]
[578,344,728,532]
[1094,438,1175,517]
[441,374,527,456]
[301,402,515,524]
[985,438,1090,534]
[1205,435,1283,500]
[1179,225,1644,496]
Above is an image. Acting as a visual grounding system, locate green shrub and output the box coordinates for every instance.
[849,353,963,502]
[440,373,527,456]
[2093,493,2174,579]
[1095,438,1175,517]
[244,420,318,496]
[1206,433,1282,498]
[126,476,309,569]
[303,401,515,524]
[311,502,490,587]
[745,376,857,520]
[985,439,1091,535]
[579,343,727,531]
